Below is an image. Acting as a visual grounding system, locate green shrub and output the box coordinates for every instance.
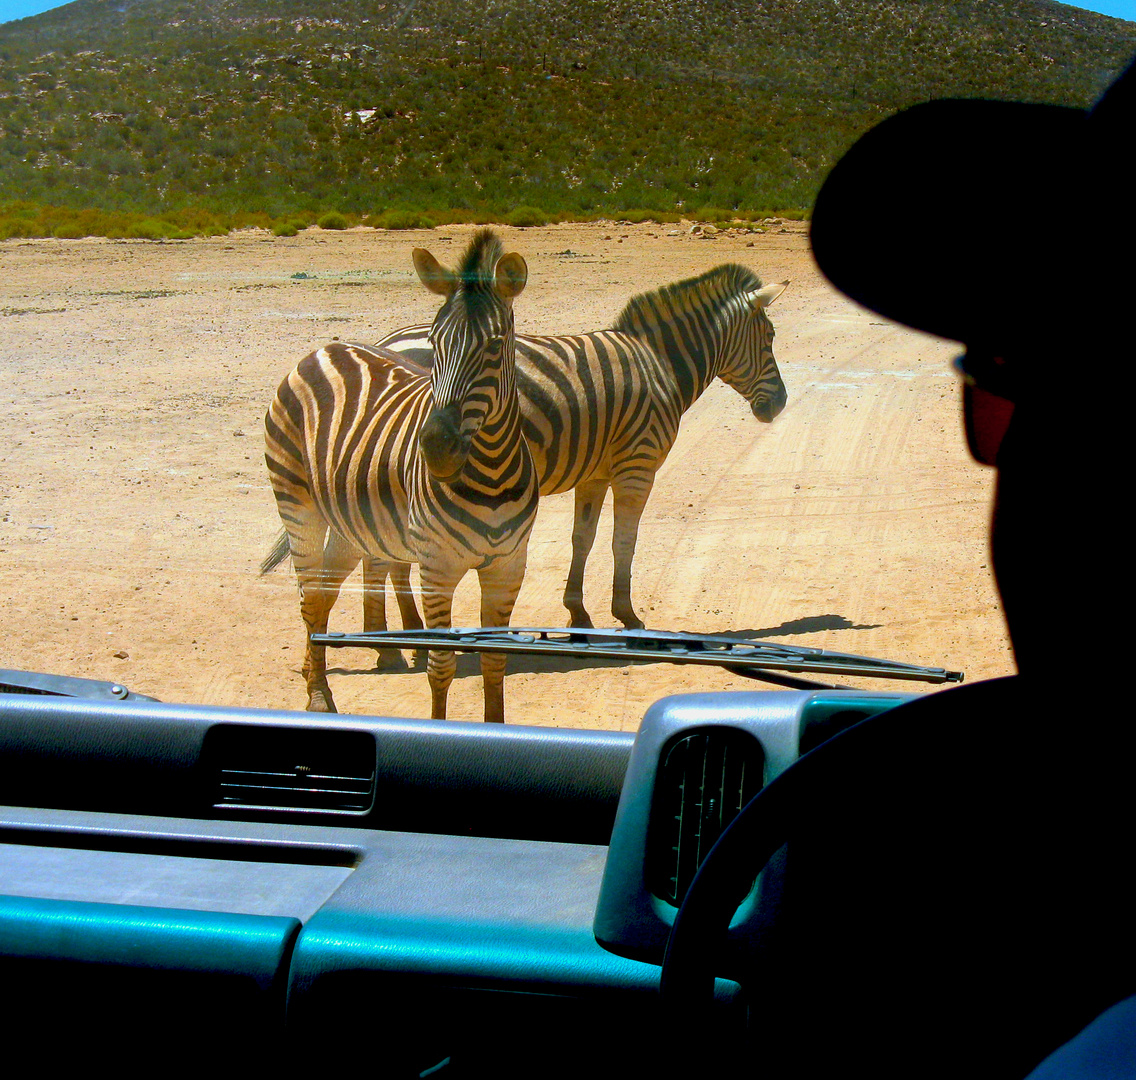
[506,206,548,228]
[368,209,434,230]
[423,208,465,227]
[317,211,349,230]
[125,218,172,240]
[238,211,275,231]
[273,221,299,236]
[0,217,33,239]
[693,206,734,223]
[53,222,89,239]
[620,208,680,224]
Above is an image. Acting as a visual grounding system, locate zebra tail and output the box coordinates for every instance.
[259,528,292,575]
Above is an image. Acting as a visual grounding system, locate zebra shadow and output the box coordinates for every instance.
[729,614,883,639]
[324,613,882,680]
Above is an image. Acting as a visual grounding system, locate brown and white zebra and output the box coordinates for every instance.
[262,229,537,723]
[357,263,787,632]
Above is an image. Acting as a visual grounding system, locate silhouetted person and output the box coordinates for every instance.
[664,55,1135,1080]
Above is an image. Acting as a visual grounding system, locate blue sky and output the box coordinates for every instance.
[1,0,1134,24]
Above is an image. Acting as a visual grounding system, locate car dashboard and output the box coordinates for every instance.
[0,678,911,1073]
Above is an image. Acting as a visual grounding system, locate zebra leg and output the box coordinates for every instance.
[477,548,528,724]
[294,526,361,713]
[360,555,387,634]
[418,565,462,721]
[564,478,610,629]
[390,561,427,668]
[360,555,410,671]
[610,475,653,630]
[390,562,424,631]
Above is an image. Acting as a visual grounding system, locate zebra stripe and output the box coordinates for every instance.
[263,229,537,722]
[367,264,788,631]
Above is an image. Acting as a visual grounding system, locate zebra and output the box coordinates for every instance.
[262,228,538,723]
[351,263,788,632]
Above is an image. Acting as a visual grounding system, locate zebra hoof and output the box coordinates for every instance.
[373,648,409,672]
[615,609,645,631]
[307,688,338,713]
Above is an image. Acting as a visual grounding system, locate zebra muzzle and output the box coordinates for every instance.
[419,403,472,481]
[751,387,788,423]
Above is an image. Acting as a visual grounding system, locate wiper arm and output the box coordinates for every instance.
[311,627,963,690]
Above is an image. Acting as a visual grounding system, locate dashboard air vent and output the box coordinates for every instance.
[208,726,376,814]
[646,727,764,906]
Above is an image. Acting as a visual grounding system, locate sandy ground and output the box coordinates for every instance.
[0,221,1011,731]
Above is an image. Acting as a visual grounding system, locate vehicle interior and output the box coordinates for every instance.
[4,648,1128,1078]
[3,8,1132,1077]
[0,664,917,1073]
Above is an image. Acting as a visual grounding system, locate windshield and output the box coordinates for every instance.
[2,2,1132,730]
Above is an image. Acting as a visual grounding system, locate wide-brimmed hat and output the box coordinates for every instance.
[810,57,1134,352]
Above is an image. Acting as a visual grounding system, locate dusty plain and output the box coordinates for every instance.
[0,221,1011,730]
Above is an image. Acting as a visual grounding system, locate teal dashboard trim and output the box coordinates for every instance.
[0,893,300,990]
[289,908,663,996]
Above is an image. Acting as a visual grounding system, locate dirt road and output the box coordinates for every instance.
[0,221,1010,730]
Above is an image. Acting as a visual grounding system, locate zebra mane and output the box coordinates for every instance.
[453,227,506,315]
[611,264,765,333]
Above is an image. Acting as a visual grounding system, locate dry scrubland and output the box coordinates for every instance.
[5,0,1132,228]
[0,221,1010,730]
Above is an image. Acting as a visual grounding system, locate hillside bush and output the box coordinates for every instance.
[367,209,434,230]
[317,211,349,230]
[125,218,173,240]
[52,221,89,238]
[0,217,33,239]
[1,0,1129,229]
[692,206,736,223]
[620,209,680,225]
[506,206,547,228]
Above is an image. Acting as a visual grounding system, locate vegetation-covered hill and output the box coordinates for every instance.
[2,0,1134,236]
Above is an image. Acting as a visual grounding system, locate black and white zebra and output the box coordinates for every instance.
[362,263,788,630]
[262,229,537,723]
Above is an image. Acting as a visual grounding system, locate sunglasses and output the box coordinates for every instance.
[953,353,1016,467]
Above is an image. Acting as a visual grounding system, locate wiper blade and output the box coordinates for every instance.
[311,627,963,688]
[0,667,159,702]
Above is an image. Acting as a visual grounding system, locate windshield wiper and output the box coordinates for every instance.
[0,668,159,702]
[311,628,964,691]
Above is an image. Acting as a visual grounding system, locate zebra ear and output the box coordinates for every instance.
[413,248,457,297]
[750,280,790,309]
[494,252,528,301]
